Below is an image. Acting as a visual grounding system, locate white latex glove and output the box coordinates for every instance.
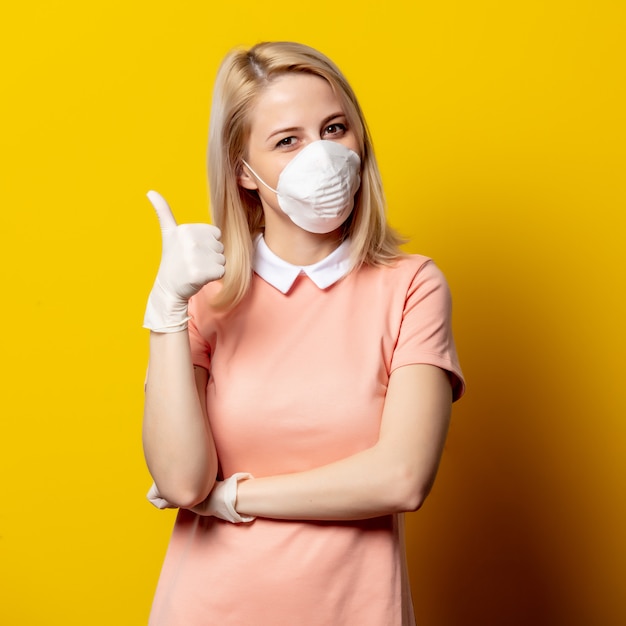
[147,473,255,524]
[143,190,225,332]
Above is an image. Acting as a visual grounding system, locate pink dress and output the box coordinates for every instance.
[149,250,464,625]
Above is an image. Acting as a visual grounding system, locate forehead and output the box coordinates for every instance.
[248,73,345,137]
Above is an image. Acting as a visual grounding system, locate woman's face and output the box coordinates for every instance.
[239,72,360,224]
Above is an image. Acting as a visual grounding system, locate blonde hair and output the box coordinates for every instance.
[208,41,404,309]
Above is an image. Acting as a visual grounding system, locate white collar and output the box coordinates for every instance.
[252,235,351,294]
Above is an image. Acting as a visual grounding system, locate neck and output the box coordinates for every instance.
[263,222,343,266]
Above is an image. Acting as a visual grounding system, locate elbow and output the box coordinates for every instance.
[386,466,434,513]
[156,476,216,509]
[170,487,209,510]
[151,461,218,509]
[394,485,429,514]
[402,487,429,513]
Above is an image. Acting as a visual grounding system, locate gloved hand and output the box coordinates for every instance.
[190,473,255,523]
[147,473,255,524]
[143,190,226,332]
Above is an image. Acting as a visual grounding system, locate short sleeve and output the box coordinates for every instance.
[390,260,465,401]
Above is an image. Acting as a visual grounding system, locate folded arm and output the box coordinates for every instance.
[200,363,452,521]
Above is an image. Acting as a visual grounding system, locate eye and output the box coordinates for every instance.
[276,136,297,148]
[323,123,347,137]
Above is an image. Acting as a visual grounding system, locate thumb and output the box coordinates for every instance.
[147,190,177,232]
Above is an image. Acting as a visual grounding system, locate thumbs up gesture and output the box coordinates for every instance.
[143,191,225,333]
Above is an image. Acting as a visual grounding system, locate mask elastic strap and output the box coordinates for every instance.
[241,160,278,194]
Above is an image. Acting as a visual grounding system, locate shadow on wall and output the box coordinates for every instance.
[404,196,600,626]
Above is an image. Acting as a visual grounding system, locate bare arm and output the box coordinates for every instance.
[141,191,225,508]
[202,364,452,521]
[143,331,217,508]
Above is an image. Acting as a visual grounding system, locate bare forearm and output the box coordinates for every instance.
[143,331,217,507]
[236,441,441,521]
[236,452,400,521]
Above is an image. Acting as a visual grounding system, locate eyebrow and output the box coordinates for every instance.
[265,112,346,142]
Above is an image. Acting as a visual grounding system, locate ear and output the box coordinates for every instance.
[237,163,258,190]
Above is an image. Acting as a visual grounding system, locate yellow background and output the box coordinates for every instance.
[1,1,624,624]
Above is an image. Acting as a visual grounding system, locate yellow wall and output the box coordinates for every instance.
[1,1,624,624]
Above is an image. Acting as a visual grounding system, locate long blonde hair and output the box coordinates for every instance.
[208,41,404,309]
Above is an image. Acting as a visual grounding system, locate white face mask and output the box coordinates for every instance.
[243,140,361,234]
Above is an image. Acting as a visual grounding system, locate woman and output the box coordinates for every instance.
[143,41,465,625]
